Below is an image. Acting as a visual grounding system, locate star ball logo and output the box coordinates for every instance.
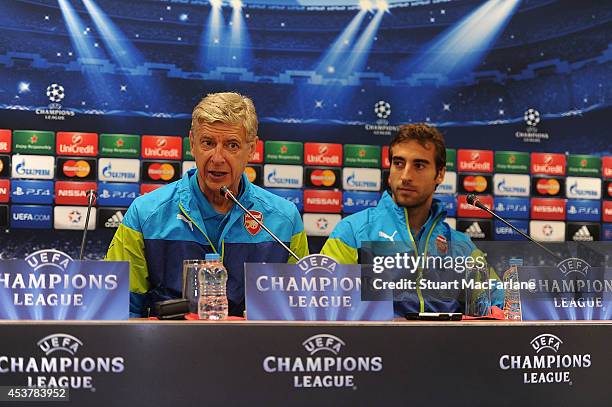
[374,100,391,119]
[46,83,65,103]
[262,333,383,388]
[498,334,591,385]
[524,108,540,127]
[0,332,125,391]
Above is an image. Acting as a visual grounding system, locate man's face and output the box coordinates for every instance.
[190,122,256,196]
[388,140,445,208]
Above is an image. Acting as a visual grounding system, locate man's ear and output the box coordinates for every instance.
[248,136,259,160]
[435,166,446,186]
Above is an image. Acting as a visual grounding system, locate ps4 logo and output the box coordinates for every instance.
[568,205,599,215]
[13,187,51,196]
[100,190,137,199]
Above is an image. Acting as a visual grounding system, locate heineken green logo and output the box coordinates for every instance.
[116,139,124,147]
[281,145,288,154]
[30,135,38,144]
[508,155,516,164]
[580,159,587,167]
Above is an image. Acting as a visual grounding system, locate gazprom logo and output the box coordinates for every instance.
[494,174,529,197]
[102,163,136,180]
[15,160,51,177]
[263,165,303,188]
[568,182,597,197]
[346,173,376,188]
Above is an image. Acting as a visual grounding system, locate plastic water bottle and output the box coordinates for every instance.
[198,253,228,320]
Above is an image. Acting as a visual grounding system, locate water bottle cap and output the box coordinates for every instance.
[205,253,220,261]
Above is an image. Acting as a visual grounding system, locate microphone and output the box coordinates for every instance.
[220,186,300,261]
[466,194,562,262]
[78,190,97,261]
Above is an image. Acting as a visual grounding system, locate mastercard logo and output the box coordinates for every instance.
[245,167,257,183]
[63,160,91,178]
[536,178,560,195]
[148,163,175,181]
[463,175,487,193]
[607,182,612,198]
[311,169,336,187]
[0,160,3,173]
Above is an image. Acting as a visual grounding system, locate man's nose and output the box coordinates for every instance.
[210,144,226,163]
[400,165,413,183]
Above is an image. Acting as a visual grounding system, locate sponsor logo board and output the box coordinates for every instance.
[343,191,379,214]
[10,205,52,229]
[249,139,263,164]
[99,134,140,158]
[245,165,262,186]
[433,193,456,217]
[532,177,565,198]
[98,158,140,183]
[567,154,600,177]
[265,141,303,165]
[140,184,163,195]
[0,179,8,203]
[10,180,53,204]
[305,167,341,189]
[12,130,54,155]
[54,206,96,230]
[530,198,566,220]
[493,219,528,241]
[457,219,492,240]
[57,157,96,181]
[55,181,97,205]
[182,161,197,175]
[566,199,601,222]
[603,201,612,223]
[457,194,493,218]
[98,207,127,229]
[457,149,493,173]
[56,132,98,156]
[342,168,381,191]
[0,129,11,153]
[529,220,565,242]
[11,155,54,180]
[142,161,181,183]
[446,149,456,171]
[493,174,530,197]
[303,213,342,236]
[566,177,601,200]
[459,174,492,194]
[0,155,9,177]
[530,153,566,176]
[141,135,182,160]
[494,151,529,174]
[304,143,342,167]
[493,197,529,220]
[263,165,303,188]
[344,145,380,168]
[98,183,139,207]
[303,190,342,213]
[566,222,600,242]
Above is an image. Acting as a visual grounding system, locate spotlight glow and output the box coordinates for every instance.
[210,0,222,9]
[376,0,388,12]
[359,0,373,11]
[231,0,242,9]
[18,82,30,93]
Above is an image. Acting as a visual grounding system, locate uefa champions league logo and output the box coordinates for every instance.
[516,108,548,143]
[36,82,75,121]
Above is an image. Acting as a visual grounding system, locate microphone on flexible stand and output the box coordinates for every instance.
[78,189,97,261]
[466,194,562,262]
[220,186,300,261]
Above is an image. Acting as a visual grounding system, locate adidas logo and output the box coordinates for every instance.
[465,222,485,239]
[105,211,124,228]
[573,225,593,241]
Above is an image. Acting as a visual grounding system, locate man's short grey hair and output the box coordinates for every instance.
[191,92,258,141]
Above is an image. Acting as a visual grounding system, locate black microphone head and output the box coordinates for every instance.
[466,194,477,206]
[87,189,98,197]
[220,186,229,196]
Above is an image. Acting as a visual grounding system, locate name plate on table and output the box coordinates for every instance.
[0,249,129,320]
[245,254,393,320]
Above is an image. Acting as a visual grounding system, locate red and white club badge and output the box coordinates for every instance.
[244,210,263,236]
[435,235,448,254]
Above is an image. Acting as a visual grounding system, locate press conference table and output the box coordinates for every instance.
[0,319,610,407]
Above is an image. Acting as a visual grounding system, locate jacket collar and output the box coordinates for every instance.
[178,169,253,215]
[379,191,447,236]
